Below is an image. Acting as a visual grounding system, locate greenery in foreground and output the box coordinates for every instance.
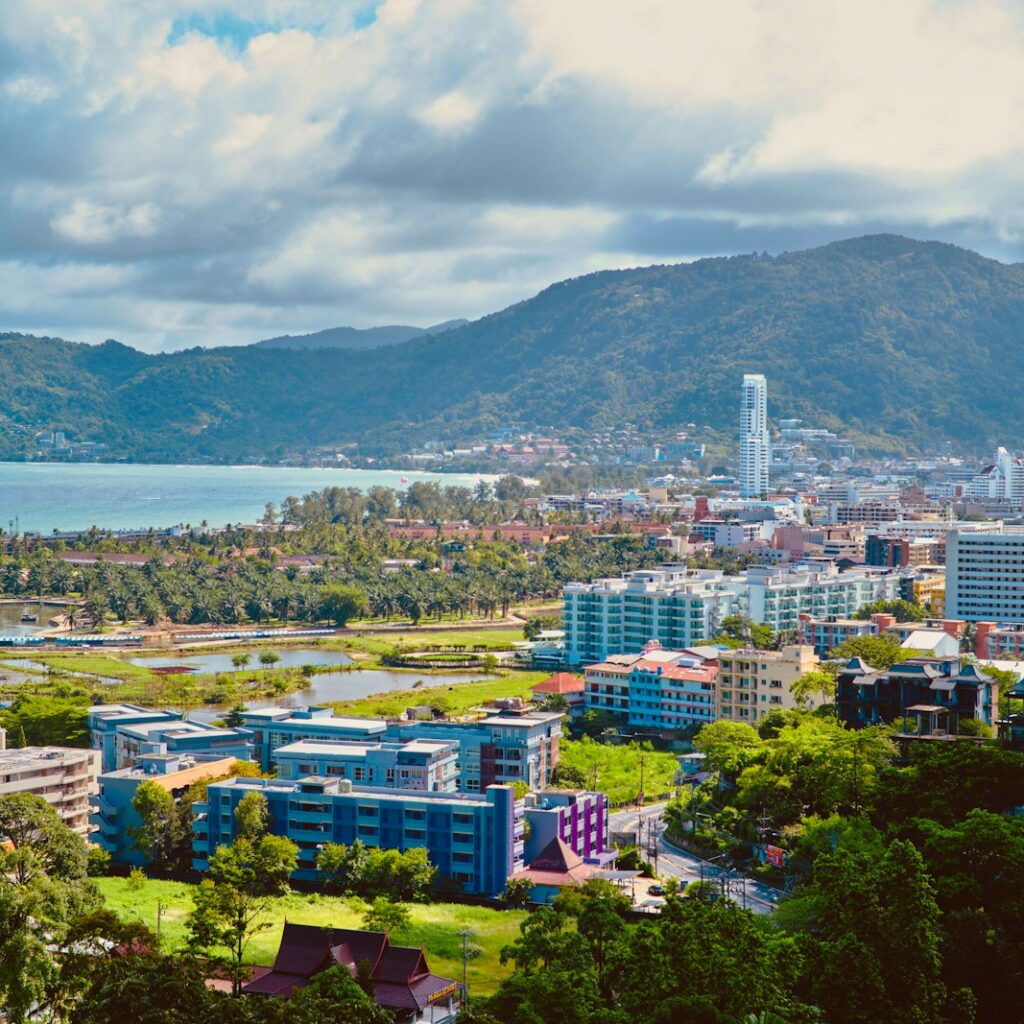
[96,877,523,996]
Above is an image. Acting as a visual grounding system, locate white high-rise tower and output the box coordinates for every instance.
[739,373,769,498]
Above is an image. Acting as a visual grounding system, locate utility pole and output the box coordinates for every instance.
[638,754,645,806]
[459,929,471,1007]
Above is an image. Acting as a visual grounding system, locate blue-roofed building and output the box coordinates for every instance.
[272,738,459,792]
[237,706,388,770]
[193,776,524,896]
[112,718,253,769]
[87,704,182,771]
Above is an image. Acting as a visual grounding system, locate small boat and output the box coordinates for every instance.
[20,613,38,623]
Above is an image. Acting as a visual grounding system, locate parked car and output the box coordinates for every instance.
[648,883,665,896]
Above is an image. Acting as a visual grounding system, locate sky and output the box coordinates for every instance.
[2,0,1024,352]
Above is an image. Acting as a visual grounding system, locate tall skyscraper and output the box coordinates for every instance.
[739,373,769,498]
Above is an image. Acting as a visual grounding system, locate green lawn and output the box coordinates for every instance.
[338,628,524,657]
[331,670,547,718]
[95,877,525,995]
[24,653,156,681]
[558,738,680,806]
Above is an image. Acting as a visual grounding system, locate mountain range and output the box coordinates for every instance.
[2,234,1023,461]
[252,319,469,351]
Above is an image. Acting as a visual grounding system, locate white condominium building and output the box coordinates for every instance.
[946,530,1024,621]
[0,738,101,837]
[739,373,770,499]
[963,448,1024,506]
[564,563,901,664]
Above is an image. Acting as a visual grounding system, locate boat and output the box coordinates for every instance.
[20,613,38,623]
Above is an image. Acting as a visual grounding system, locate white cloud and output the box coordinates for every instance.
[0,0,1023,349]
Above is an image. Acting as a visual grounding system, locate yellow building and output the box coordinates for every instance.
[909,570,945,617]
[717,645,820,724]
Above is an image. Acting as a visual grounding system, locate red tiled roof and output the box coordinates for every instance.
[508,836,600,889]
[531,672,584,695]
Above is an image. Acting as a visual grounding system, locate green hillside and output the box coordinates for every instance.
[3,234,1023,459]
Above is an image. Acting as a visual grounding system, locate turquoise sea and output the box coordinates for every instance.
[0,462,492,534]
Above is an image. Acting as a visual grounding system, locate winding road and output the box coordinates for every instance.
[609,802,781,915]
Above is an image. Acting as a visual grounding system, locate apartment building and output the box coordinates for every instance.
[564,563,901,665]
[112,718,253,770]
[717,644,820,724]
[583,645,717,731]
[92,752,238,864]
[946,530,1024,622]
[387,712,563,792]
[193,775,524,896]
[0,735,100,837]
[272,739,459,792]
[87,704,182,771]
[238,707,388,770]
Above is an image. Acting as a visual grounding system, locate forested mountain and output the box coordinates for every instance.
[2,234,1024,460]
[253,318,469,351]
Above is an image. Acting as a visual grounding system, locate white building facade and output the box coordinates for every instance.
[946,530,1024,622]
[739,373,770,499]
[564,563,902,664]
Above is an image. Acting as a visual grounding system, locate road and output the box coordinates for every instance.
[608,803,781,915]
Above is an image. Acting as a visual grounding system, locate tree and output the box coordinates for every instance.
[231,654,251,669]
[233,790,270,842]
[692,721,764,776]
[129,781,176,872]
[0,794,99,1022]
[831,633,910,669]
[790,669,836,709]
[503,877,535,908]
[318,583,367,627]
[852,598,929,622]
[257,651,280,668]
[361,896,410,936]
[186,834,298,995]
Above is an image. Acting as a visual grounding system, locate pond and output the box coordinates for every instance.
[127,648,356,674]
[0,602,65,636]
[186,668,497,721]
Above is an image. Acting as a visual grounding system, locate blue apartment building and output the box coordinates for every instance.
[193,775,524,896]
[385,711,563,792]
[238,707,388,770]
[273,738,459,791]
[92,751,240,865]
[87,703,252,770]
[88,704,182,771]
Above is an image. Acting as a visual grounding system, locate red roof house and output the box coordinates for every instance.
[243,922,460,1021]
[506,836,602,902]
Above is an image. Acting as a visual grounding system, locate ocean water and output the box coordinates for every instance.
[0,462,493,534]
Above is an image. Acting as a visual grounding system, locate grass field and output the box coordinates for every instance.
[331,670,547,718]
[14,652,156,681]
[95,877,525,995]
[558,738,681,806]
[336,628,524,658]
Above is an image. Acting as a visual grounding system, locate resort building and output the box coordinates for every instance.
[237,707,388,770]
[111,718,253,770]
[739,373,770,499]
[87,704,182,771]
[193,775,524,896]
[385,712,563,793]
[0,738,100,837]
[564,563,901,664]
[523,789,614,867]
[836,656,998,731]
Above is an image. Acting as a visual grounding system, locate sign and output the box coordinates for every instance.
[765,845,785,868]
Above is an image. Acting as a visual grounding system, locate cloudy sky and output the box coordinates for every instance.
[2,0,1024,351]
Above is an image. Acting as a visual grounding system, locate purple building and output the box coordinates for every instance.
[524,789,615,866]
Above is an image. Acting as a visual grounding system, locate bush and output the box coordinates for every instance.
[87,846,111,877]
